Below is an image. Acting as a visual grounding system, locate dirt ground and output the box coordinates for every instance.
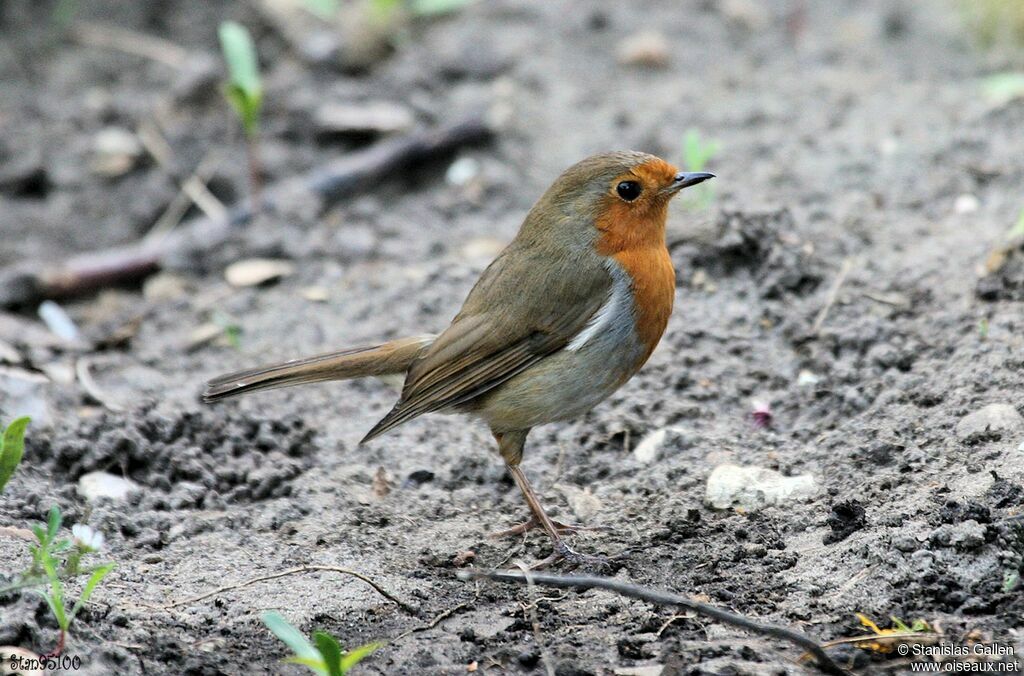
[2,0,1024,674]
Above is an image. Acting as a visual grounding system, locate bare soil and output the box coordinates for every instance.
[2,1,1023,674]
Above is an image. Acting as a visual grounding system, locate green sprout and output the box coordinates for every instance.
[981,72,1024,106]
[0,416,30,494]
[263,611,382,675]
[218,21,264,209]
[212,310,243,349]
[681,128,720,210]
[10,506,115,656]
[304,0,341,20]
[1009,208,1024,239]
[410,0,473,17]
[960,0,1024,48]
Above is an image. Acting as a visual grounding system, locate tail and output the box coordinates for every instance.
[202,335,434,402]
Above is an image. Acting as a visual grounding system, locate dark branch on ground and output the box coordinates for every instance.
[0,117,492,309]
[459,568,850,676]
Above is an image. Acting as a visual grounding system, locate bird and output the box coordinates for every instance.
[202,151,714,567]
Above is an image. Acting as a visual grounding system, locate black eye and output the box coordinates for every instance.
[616,180,642,202]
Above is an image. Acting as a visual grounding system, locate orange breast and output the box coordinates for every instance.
[594,199,676,365]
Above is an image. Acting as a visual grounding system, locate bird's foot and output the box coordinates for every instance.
[530,540,624,571]
[490,514,604,539]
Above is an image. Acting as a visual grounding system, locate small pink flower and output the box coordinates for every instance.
[751,401,773,428]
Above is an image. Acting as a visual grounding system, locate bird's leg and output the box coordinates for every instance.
[494,430,612,570]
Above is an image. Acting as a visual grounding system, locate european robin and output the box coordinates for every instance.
[203,151,714,567]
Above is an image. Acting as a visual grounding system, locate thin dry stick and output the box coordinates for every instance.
[0,117,492,308]
[393,596,476,641]
[516,564,556,676]
[137,121,228,234]
[812,258,853,335]
[459,569,850,676]
[145,151,227,241]
[71,22,191,69]
[157,565,418,615]
[75,357,125,412]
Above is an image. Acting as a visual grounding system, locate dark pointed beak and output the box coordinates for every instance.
[670,171,715,192]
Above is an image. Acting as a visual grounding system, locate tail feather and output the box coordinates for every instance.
[202,335,434,402]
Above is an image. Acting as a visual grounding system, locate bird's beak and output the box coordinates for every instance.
[665,171,715,194]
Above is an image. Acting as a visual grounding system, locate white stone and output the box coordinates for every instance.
[956,403,1023,442]
[78,471,139,501]
[224,258,295,287]
[954,194,980,215]
[445,157,481,187]
[705,464,818,511]
[796,369,820,386]
[555,484,602,521]
[634,428,667,464]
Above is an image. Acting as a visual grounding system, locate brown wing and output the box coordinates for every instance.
[361,243,612,442]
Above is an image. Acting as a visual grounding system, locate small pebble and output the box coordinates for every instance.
[224,259,295,287]
[954,194,980,214]
[617,31,670,68]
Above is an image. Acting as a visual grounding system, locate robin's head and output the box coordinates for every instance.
[522,151,714,253]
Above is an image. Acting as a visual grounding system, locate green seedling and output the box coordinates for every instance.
[0,416,30,493]
[681,128,720,210]
[410,0,473,17]
[218,21,264,209]
[1009,208,1024,239]
[212,310,243,349]
[981,72,1024,106]
[304,0,341,20]
[16,506,115,656]
[960,0,1024,49]
[263,611,382,675]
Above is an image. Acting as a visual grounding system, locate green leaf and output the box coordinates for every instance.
[46,505,62,543]
[68,563,114,624]
[339,641,382,673]
[218,21,262,136]
[304,0,340,19]
[31,524,46,544]
[41,554,67,630]
[411,0,472,17]
[263,612,322,664]
[1009,209,1024,239]
[219,22,261,97]
[284,656,329,675]
[0,416,29,492]
[314,632,344,676]
[981,72,1024,105]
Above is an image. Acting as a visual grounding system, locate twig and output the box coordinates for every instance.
[154,564,418,615]
[392,595,477,641]
[138,119,229,231]
[516,564,556,676]
[810,631,938,653]
[0,117,492,309]
[459,569,850,676]
[75,357,125,412]
[71,22,190,69]
[811,258,853,335]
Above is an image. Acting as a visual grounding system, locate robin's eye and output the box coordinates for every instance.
[616,180,642,202]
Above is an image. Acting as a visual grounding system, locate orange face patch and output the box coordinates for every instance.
[593,158,679,365]
[594,158,680,255]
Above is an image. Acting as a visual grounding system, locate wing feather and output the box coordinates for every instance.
[361,243,612,442]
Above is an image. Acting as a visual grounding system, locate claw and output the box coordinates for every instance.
[490,515,590,539]
[529,541,624,571]
[490,514,611,540]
